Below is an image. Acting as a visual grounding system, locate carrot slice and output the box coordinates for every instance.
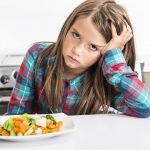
[20,123,30,132]
[13,117,23,122]
[2,130,9,136]
[49,121,53,125]
[47,121,54,128]
[12,127,19,133]
[57,121,63,127]
[14,121,22,128]
[42,129,48,134]
[49,128,60,133]
[30,132,38,135]
[49,125,55,129]
[18,128,26,134]
[55,128,60,132]
[0,126,3,133]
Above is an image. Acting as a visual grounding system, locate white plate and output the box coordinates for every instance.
[0,113,75,142]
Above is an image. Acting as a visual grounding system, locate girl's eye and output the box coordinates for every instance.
[72,32,80,39]
[90,45,97,51]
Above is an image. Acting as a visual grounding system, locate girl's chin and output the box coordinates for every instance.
[64,60,77,68]
[65,64,77,69]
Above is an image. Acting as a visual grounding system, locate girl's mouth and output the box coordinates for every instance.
[67,55,79,63]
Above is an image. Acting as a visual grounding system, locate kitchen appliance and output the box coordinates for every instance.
[0,54,24,115]
[135,60,145,82]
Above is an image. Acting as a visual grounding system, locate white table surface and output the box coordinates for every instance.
[0,114,150,150]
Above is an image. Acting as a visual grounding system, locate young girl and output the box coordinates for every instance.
[6,0,150,117]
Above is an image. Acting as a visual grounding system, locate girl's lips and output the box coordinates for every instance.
[67,55,79,63]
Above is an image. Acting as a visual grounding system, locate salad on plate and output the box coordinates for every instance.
[0,113,63,136]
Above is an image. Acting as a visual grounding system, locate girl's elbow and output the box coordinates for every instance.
[124,107,150,118]
[137,108,150,118]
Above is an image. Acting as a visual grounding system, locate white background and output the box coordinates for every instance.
[0,0,150,68]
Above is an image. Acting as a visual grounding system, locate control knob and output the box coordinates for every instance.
[0,75,10,84]
[12,71,18,80]
[13,71,18,79]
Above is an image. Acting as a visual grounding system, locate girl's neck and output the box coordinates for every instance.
[64,65,86,80]
[64,69,80,80]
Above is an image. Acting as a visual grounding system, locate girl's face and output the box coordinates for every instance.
[62,16,106,77]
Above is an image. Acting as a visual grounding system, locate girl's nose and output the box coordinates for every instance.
[71,43,84,56]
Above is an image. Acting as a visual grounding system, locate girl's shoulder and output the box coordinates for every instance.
[25,42,53,63]
[27,42,51,55]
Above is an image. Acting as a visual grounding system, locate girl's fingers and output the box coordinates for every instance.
[123,21,133,42]
[124,32,133,43]
[124,20,132,33]
[103,21,133,54]
[124,30,133,41]
[101,43,108,55]
[120,20,133,42]
[120,20,132,37]
[111,22,117,38]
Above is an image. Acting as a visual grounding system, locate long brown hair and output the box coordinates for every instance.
[35,0,136,115]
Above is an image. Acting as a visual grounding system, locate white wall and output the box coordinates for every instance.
[0,0,150,70]
[115,0,150,72]
[0,0,84,54]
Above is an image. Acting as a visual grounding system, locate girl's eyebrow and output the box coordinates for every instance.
[72,28,106,48]
[72,28,78,33]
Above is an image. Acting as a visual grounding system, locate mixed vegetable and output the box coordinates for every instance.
[0,114,63,136]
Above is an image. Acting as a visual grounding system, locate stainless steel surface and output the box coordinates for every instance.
[0,88,12,115]
[135,60,144,82]
[0,54,24,88]
[0,96,11,102]
[0,54,24,66]
[0,66,20,88]
[0,101,8,115]
[0,54,24,115]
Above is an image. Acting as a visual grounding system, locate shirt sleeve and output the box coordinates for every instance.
[99,48,150,118]
[6,44,39,115]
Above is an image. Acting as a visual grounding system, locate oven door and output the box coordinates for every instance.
[0,101,8,115]
[0,88,12,115]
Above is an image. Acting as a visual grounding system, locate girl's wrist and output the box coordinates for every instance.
[101,49,108,55]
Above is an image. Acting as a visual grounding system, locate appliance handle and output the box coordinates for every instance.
[0,96,10,102]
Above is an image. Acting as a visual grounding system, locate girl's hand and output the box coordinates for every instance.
[101,21,133,55]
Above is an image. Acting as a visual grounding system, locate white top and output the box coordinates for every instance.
[0,114,150,150]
